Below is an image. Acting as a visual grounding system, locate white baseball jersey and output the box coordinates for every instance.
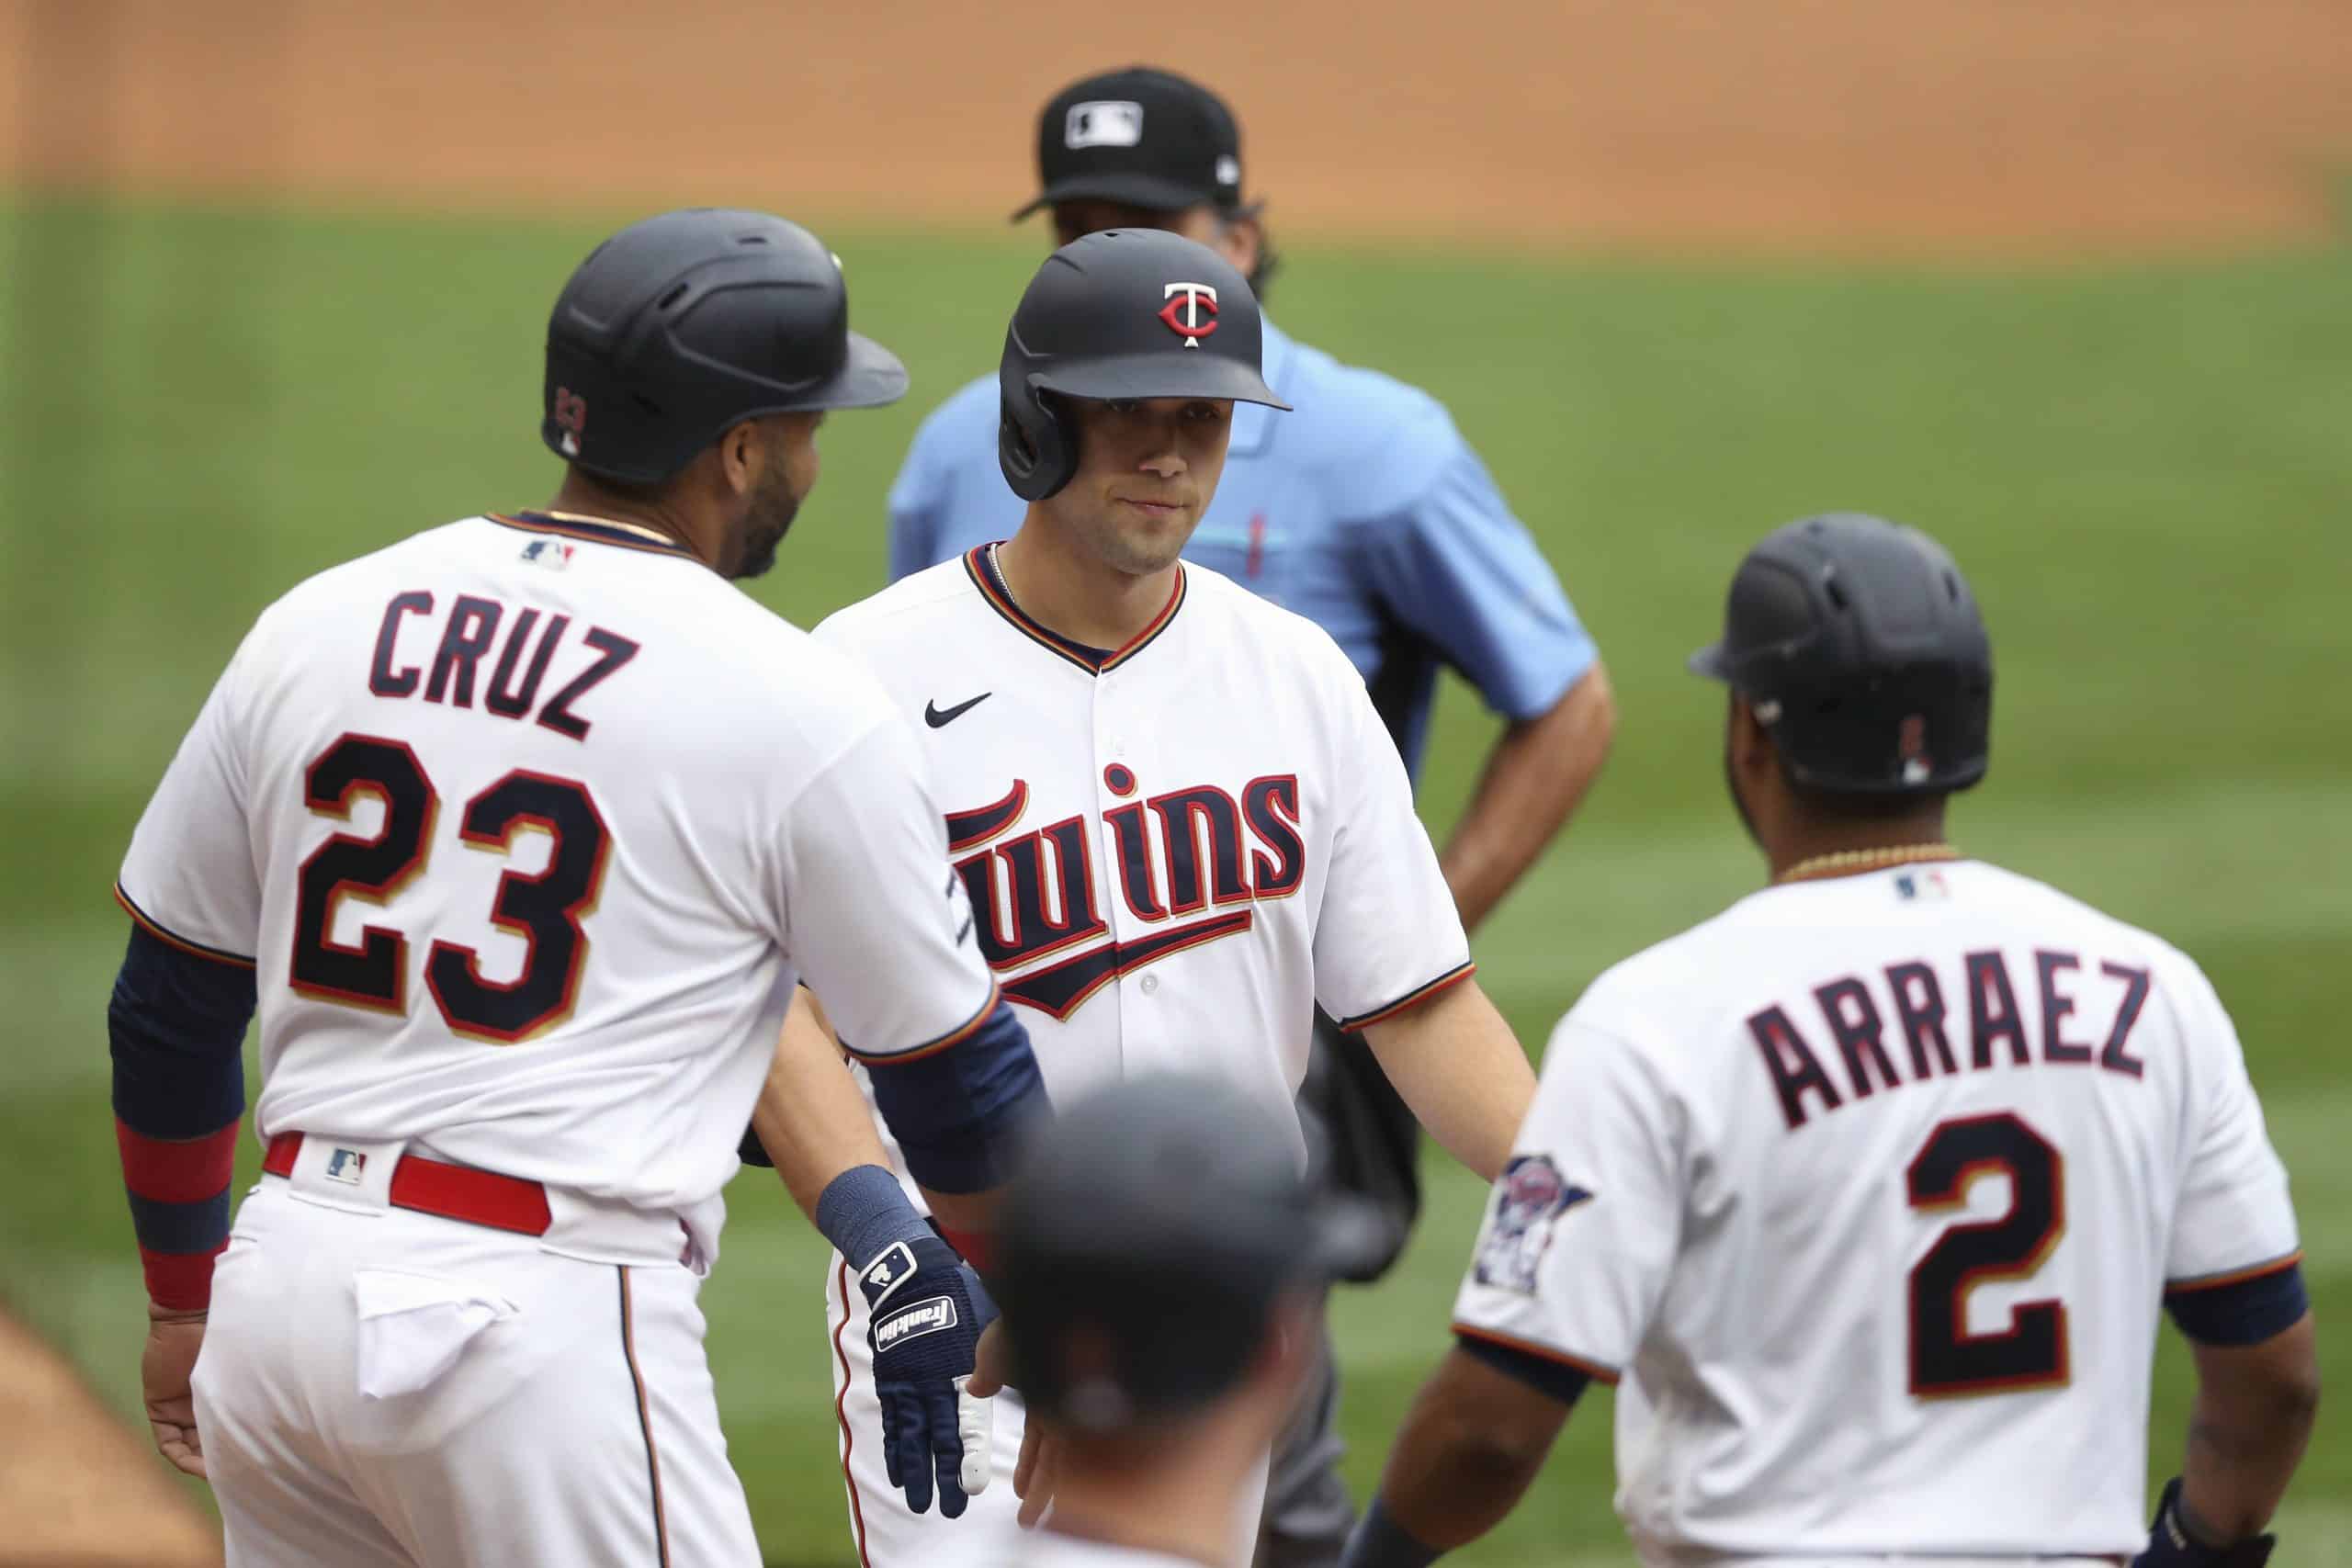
[1013,1534,1206,1568]
[1453,859,2300,1562]
[118,512,996,1236]
[815,547,1473,1160]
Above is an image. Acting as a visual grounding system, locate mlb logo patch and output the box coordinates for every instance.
[324,1148,368,1186]
[1895,868,1951,902]
[520,538,573,570]
[860,1240,920,1309]
[1066,99,1144,149]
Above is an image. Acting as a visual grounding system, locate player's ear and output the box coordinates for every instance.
[1728,694,1777,774]
[1214,210,1263,280]
[715,419,760,498]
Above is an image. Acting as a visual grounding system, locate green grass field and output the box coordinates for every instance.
[2,197,2346,1562]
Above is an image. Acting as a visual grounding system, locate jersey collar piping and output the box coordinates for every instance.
[488,511,701,562]
[962,543,1186,676]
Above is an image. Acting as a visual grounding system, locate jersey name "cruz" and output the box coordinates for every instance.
[368,592,638,740]
[945,773,1306,1020]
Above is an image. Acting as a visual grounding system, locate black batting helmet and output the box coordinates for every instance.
[997,229,1289,502]
[542,208,908,486]
[994,1074,1383,1432]
[1690,513,1993,795]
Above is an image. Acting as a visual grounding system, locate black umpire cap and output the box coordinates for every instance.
[1014,66,1248,220]
[995,1075,1385,1432]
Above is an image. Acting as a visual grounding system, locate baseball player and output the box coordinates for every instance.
[886,67,1613,1565]
[105,209,1046,1566]
[985,1073,1390,1568]
[797,227,1537,1568]
[1341,514,2318,1567]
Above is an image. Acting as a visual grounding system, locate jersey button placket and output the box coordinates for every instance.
[1092,680,1132,1071]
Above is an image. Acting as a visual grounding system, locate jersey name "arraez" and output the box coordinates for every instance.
[1748,936,2154,1131]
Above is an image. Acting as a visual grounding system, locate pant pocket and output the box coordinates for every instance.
[352,1269,518,1401]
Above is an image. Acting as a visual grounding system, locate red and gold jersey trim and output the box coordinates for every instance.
[842,985,1002,1066]
[2165,1250,2303,1295]
[1337,960,1477,1032]
[486,512,701,562]
[115,884,257,969]
[961,545,1187,676]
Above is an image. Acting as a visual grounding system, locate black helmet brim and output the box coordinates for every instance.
[789,329,909,412]
[1687,642,1732,682]
[1030,351,1289,411]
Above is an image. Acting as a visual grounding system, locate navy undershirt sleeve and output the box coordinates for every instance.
[109,925,252,1137]
[864,1001,1049,1194]
[1453,1331,1592,1409]
[2165,1264,2310,1348]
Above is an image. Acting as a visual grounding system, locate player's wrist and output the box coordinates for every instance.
[814,1163,932,1274]
[1340,1495,1442,1568]
[2138,1478,2275,1566]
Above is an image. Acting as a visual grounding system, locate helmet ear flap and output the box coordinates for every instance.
[998,388,1080,502]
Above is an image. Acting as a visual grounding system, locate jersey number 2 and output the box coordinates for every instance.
[1905,1111,2069,1399]
[291,733,611,1043]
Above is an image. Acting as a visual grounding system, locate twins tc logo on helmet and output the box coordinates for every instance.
[551,387,588,456]
[1159,282,1219,348]
[1474,1154,1592,1295]
[1898,713,1934,784]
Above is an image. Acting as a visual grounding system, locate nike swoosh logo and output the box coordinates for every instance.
[924,692,991,728]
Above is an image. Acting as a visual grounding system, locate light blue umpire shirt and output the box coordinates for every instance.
[886,320,1597,784]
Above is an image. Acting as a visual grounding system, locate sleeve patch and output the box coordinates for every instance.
[1472,1154,1593,1295]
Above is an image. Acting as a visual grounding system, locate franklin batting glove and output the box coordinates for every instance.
[860,1233,990,1517]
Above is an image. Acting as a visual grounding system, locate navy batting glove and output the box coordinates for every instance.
[2134,1479,2275,1567]
[859,1232,986,1517]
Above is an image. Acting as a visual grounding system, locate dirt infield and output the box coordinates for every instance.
[3,0,2346,254]
[0,1307,220,1568]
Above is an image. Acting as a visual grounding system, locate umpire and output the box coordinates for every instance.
[886,65,1616,1565]
[986,1075,1389,1568]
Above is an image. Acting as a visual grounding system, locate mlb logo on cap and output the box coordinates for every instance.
[1066,100,1145,149]
[325,1147,368,1185]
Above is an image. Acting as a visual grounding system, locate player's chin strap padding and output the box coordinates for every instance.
[2134,1478,2275,1567]
[998,389,1079,502]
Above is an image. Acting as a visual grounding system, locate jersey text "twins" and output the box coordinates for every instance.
[946,772,1306,1020]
